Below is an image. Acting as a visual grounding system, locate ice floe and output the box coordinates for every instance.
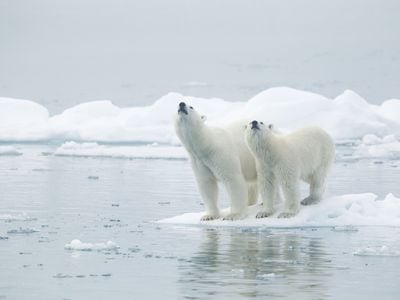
[158,193,400,228]
[0,212,35,222]
[352,134,400,160]
[0,146,22,156]
[353,245,400,257]
[0,87,399,143]
[64,239,119,251]
[54,141,187,160]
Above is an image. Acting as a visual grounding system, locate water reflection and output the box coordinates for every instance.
[178,228,333,299]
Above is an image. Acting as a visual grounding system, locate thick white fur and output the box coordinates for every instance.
[175,105,257,221]
[245,122,335,218]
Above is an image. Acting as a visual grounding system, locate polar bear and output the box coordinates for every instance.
[174,102,258,221]
[244,120,335,218]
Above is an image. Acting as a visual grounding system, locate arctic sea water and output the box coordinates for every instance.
[1,88,400,299]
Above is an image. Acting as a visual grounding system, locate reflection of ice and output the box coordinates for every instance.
[354,245,400,257]
[178,229,331,299]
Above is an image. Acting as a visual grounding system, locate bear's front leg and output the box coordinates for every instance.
[256,170,276,218]
[279,175,300,218]
[223,175,248,220]
[192,160,220,221]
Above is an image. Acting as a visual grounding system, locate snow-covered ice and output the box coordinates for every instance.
[54,141,187,160]
[64,239,119,251]
[158,193,400,228]
[353,134,400,159]
[0,212,34,222]
[0,146,22,156]
[0,87,399,143]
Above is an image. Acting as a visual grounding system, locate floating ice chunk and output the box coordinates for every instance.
[54,141,187,160]
[0,212,35,222]
[353,134,400,159]
[158,193,400,228]
[353,245,400,257]
[0,146,22,156]
[0,97,49,141]
[64,239,119,251]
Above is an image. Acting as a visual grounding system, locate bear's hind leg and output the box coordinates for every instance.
[301,173,326,206]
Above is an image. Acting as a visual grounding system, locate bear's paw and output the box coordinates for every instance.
[256,210,274,218]
[222,213,243,221]
[278,212,297,218]
[200,214,219,221]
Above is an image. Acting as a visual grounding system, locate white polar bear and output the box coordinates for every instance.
[174,102,258,221]
[244,120,335,218]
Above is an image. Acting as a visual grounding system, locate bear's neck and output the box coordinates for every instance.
[180,124,211,157]
[260,133,281,162]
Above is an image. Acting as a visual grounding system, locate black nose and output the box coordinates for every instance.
[178,102,188,115]
[251,120,260,130]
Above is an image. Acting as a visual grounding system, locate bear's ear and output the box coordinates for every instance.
[244,125,248,129]
[201,115,207,122]
[268,124,274,130]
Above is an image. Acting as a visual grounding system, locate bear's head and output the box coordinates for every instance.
[244,120,274,151]
[175,102,207,130]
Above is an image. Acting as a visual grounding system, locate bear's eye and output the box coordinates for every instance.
[190,106,193,109]
[260,122,264,125]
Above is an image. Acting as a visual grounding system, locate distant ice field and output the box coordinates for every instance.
[0,87,399,143]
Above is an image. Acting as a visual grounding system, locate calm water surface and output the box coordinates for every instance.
[0,144,399,299]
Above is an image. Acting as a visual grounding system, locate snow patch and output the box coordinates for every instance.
[158,193,400,228]
[64,239,119,251]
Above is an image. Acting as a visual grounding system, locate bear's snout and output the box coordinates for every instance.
[178,102,188,115]
[251,120,259,130]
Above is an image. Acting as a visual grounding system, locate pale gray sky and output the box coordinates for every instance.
[1,0,399,113]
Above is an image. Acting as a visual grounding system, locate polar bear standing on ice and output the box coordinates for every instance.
[245,120,335,218]
[175,102,258,221]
